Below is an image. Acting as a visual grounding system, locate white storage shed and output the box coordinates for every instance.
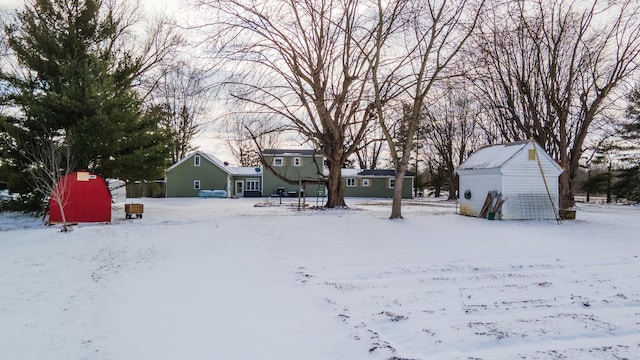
[456,140,563,220]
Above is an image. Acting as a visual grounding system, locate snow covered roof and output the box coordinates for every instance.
[341,168,361,177]
[230,166,262,176]
[340,169,414,177]
[263,149,317,156]
[457,141,531,171]
[167,151,262,176]
[166,151,234,175]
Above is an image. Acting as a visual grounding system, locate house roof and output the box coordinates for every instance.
[456,140,563,174]
[457,140,530,171]
[340,169,414,177]
[167,151,260,176]
[231,166,262,176]
[358,169,414,177]
[263,149,318,156]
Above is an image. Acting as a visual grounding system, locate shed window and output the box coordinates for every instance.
[528,149,536,160]
[194,155,201,166]
[293,157,302,166]
[346,178,356,187]
[273,157,284,166]
[194,180,201,189]
[361,179,370,187]
[388,178,395,188]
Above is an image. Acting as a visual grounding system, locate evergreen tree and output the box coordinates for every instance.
[614,83,640,202]
[1,0,170,193]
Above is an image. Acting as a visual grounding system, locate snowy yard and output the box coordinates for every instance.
[1,197,639,359]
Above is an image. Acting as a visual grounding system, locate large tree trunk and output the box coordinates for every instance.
[559,170,574,210]
[325,160,346,208]
[390,162,409,219]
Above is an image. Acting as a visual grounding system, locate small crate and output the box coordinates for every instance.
[559,209,576,220]
[125,203,144,219]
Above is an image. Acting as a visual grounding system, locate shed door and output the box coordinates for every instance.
[235,180,244,197]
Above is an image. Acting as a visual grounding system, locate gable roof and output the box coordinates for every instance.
[457,140,529,171]
[230,166,262,176]
[263,149,318,156]
[457,140,562,173]
[167,151,236,175]
[340,169,414,177]
[358,169,414,177]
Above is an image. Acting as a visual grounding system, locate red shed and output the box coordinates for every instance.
[49,171,112,224]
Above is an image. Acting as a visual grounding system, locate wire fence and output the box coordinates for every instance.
[504,193,558,220]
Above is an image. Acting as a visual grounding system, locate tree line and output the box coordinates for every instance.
[1,0,640,218]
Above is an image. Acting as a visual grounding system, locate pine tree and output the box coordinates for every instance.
[1,0,170,191]
[615,83,640,202]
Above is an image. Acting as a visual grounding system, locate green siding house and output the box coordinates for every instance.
[165,149,414,199]
[261,149,324,196]
[342,169,414,199]
[165,151,264,197]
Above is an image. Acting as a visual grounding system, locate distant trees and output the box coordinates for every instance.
[222,115,282,168]
[152,63,215,164]
[473,0,640,209]
[613,83,640,202]
[422,88,483,200]
[0,0,181,205]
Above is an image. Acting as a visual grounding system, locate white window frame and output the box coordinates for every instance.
[346,178,356,187]
[273,157,284,166]
[388,178,395,188]
[246,178,261,191]
[293,157,302,167]
[194,155,201,166]
[361,179,370,187]
[194,180,201,189]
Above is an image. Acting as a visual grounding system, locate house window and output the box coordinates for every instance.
[293,157,302,166]
[194,180,201,189]
[528,149,536,160]
[273,157,284,166]
[361,179,370,187]
[388,178,395,188]
[347,178,356,187]
[246,178,260,191]
[194,155,201,166]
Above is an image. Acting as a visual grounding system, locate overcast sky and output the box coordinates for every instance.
[0,0,188,14]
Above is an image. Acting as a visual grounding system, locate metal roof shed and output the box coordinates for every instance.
[456,140,563,220]
[49,171,112,224]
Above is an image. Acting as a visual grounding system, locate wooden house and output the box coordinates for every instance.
[164,149,416,200]
[342,169,414,199]
[165,151,262,198]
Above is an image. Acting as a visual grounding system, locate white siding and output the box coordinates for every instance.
[500,143,561,219]
[458,172,502,217]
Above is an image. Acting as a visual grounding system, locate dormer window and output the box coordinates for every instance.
[194,155,201,166]
[273,157,284,166]
[293,157,302,166]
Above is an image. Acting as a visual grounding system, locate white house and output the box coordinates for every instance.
[456,140,563,220]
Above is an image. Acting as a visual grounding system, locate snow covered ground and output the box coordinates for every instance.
[1,197,639,359]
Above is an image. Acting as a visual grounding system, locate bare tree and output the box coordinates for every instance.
[473,0,640,209]
[26,138,74,232]
[196,0,380,208]
[152,63,214,163]
[371,0,485,218]
[423,87,483,200]
[222,114,283,167]
[348,121,385,170]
